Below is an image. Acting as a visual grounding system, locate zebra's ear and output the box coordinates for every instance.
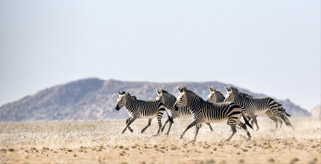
[225,87,230,92]
[182,86,187,92]
[156,89,161,94]
[209,86,214,92]
[118,91,121,95]
[178,87,183,92]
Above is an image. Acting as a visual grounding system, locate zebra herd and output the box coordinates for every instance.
[115,86,292,142]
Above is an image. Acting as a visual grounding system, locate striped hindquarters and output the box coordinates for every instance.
[137,100,165,118]
[202,102,242,122]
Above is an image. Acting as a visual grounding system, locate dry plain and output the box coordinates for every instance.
[0,118,320,164]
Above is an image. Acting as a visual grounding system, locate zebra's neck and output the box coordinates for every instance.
[214,94,225,102]
[125,98,138,112]
[164,97,176,110]
[218,95,225,102]
[186,91,205,114]
[235,94,250,108]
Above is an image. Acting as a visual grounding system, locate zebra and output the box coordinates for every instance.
[156,89,213,135]
[206,86,282,130]
[224,86,291,130]
[206,86,225,103]
[115,91,173,135]
[173,86,253,142]
[245,101,285,130]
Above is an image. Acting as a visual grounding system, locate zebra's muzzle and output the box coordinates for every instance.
[115,106,120,110]
[173,103,179,111]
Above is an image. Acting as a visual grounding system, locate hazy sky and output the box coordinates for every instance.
[0,0,320,110]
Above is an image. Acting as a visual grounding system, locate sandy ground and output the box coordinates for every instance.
[0,118,320,164]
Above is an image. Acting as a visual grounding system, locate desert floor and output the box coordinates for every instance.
[0,118,320,164]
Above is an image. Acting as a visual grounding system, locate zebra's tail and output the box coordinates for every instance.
[279,108,291,117]
[278,107,291,117]
[164,109,174,123]
[285,111,291,117]
[242,113,253,130]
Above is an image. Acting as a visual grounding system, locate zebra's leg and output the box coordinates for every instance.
[247,116,253,125]
[272,116,279,128]
[206,123,213,131]
[238,122,251,140]
[141,118,152,133]
[126,117,134,133]
[252,116,259,131]
[122,116,137,134]
[156,109,165,135]
[270,106,292,127]
[279,113,292,127]
[226,119,237,141]
[266,110,279,129]
[191,123,201,143]
[278,118,283,128]
[161,119,170,132]
[180,120,198,139]
[166,121,173,135]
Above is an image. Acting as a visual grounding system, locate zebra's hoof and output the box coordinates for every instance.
[121,131,126,134]
[188,140,196,144]
[223,138,231,142]
[179,136,183,139]
[166,132,169,136]
[270,129,278,132]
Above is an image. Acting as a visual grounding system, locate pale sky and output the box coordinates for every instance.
[0,0,320,110]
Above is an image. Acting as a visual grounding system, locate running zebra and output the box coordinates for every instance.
[173,86,252,142]
[156,89,213,135]
[115,91,173,135]
[206,86,282,130]
[206,86,225,103]
[224,86,291,130]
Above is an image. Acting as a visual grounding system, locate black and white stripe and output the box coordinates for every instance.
[224,87,291,130]
[115,91,173,135]
[173,86,252,142]
[156,89,213,135]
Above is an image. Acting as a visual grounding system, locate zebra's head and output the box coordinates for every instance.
[115,91,132,110]
[155,89,164,102]
[156,88,176,109]
[173,86,188,110]
[207,86,225,103]
[224,86,238,102]
[206,86,218,102]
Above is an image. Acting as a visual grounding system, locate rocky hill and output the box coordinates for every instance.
[0,78,311,121]
[310,105,321,118]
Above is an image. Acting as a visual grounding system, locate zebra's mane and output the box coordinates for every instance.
[186,90,204,102]
[161,90,169,94]
[161,90,176,100]
[128,95,137,100]
[229,87,253,99]
[238,92,253,99]
[215,91,225,98]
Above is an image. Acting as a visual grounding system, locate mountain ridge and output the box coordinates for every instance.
[0,77,311,121]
